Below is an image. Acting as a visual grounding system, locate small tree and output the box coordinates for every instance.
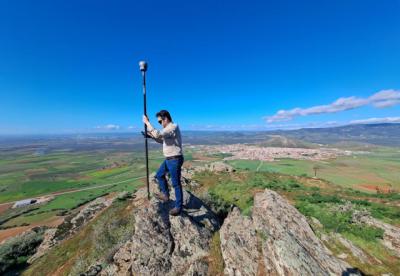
[312,165,321,177]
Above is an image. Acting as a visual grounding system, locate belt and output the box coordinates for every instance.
[166,155,183,160]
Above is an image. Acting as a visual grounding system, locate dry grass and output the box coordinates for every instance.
[207,231,224,276]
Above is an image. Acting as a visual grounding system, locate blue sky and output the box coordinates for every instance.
[0,0,399,134]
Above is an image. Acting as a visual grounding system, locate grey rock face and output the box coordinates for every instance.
[27,228,57,264]
[219,207,259,276]
[111,188,220,276]
[206,162,235,173]
[220,189,358,276]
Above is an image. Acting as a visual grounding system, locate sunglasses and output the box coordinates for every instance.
[158,119,163,125]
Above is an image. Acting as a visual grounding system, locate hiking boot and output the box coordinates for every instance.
[154,192,169,203]
[169,207,182,216]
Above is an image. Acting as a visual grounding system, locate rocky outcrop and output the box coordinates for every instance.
[337,201,400,258]
[107,188,220,276]
[220,207,259,275]
[354,210,400,257]
[183,161,235,176]
[332,233,377,264]
[310,216,378,265]
[27,228,57,264]
[28,196,115,264]
[220,189,358,276]
[205,162,235,173]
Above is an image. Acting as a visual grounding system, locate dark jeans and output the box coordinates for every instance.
[156,155,184,209]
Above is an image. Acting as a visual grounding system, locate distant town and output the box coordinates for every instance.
[192,144,352,161]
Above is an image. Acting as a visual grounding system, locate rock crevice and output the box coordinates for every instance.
[220,189,360,276]
[108,188,220,276]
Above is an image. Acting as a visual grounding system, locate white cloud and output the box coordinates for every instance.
[95,124,121,130]
[265,89,400,123]
[349,117,400,124]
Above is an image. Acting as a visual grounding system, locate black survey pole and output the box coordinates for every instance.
[139,61,150,200]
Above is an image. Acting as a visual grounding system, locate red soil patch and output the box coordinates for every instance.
[358,184,393,194]
[25,168,48,176]
[76,175,92,180]
[0,216,64,243]
[192,153,218,161]
[0,203,12,215]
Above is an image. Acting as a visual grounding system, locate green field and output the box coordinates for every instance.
[228,148,400,191]
[0,145,170,231]
[0,149,165,203]
[0,143,202,230]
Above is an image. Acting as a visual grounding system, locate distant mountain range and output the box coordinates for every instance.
[183,123,400,147]
[1,123,399,149]
[268,123,400,147]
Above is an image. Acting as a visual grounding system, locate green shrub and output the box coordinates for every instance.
[346,224,384,240]
[295,199,385,243]
[295,201,351,233]
[206,191,231,219]
[0,227,45,273]
[350,199,372,206]
[369,203,400,220]
[297,192,342,204]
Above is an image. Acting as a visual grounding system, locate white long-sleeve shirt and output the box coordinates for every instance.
[147,122,183,157]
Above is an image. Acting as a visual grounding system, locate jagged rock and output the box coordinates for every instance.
[111,240,132,274]
[27,228,57,263]
[80,264,102,276]
[205,162,235,173]
[183,162,235,175]
[99,264,118,276]
[149,172,220,232]
[220,189,359,276]
[183,259,209,276]
[310,216,323,229]
[220,207,259,276]
[69,197,113,230]
[333,200,354,212]
[253,190,356,275]
[338,253,348,259]
[111,188,219,276]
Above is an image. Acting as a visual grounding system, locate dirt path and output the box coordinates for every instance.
[256,160,263,172]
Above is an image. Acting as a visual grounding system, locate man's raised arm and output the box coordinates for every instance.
[142,130,163,144]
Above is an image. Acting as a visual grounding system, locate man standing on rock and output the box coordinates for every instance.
[142,110,184,216]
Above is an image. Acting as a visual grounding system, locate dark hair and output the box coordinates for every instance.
[156,110,172,122]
